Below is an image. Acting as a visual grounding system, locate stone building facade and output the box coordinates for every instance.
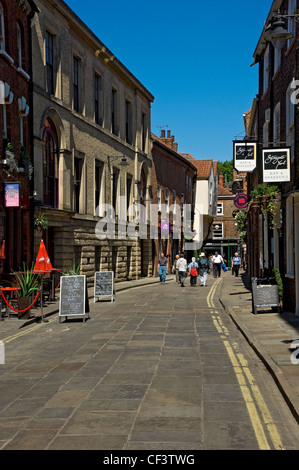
[151,131,197,273]
[0,0,37,277]
[31,0,154,285]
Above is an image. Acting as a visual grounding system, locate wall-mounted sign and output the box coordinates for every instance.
[234,194,248,209]
[262,148,291,183]
[233,141,257,173]
[161,221,171,233]
[4,183,20,207]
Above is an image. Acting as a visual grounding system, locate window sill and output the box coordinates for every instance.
[285,273,295,279]
[0,49,14,64]
[17,67,30,81]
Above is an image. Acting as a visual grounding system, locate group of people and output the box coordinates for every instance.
[157,250,242,287]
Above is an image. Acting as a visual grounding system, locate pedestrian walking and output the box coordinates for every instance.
[198,252,210,286]
[212,251,223,278]
[172,254,180,283]
[158,252,168,284]
[232,252,241,277]
[176,253,187,287]
[188,257,198,286]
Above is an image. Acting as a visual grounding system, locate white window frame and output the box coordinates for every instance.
[287,82,295,160]
[0,2,5,51]
[273,102,281,144]
[286,196,295,276]
[288,0,297,49]
[213,222,223,239]
[217,202,223,215]
[263,46,270,94]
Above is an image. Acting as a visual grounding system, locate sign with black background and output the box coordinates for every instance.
[262,148,291,182]
[233,141,257,172]
[59,275,88,321]
[94,271,114,301]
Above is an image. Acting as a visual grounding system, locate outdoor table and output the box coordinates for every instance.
[0,287,19,318]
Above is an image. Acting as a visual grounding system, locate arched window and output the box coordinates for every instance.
[0,2,5,50]
[43,118,59,208]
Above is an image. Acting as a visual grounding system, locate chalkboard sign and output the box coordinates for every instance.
[59,275,88,322]
[251,277,280,315]
[94,271,114,302]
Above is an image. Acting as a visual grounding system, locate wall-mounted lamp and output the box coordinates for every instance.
[107,155,129,167]
[264,11,296,50]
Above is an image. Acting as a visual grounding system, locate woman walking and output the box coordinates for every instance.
[188,257,198,286]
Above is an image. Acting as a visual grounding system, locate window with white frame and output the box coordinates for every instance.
[165,187,169,214]
[274,47,281,75]
[288,0,296,49]
[273,103,281,144]
[286,196,294,276]
[17,22,22,69]
[0,2,5,50]
[263,46,270,94]
[213,223,223,239]
[286,82,295,160]
[217,202,223,215]
[263,121,269,147]
[157,184,161,212]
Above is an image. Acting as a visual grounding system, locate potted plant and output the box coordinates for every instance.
[273,266,283,311]
[13,263,41,319]
[34,212,49,231]
[250,183,280,228]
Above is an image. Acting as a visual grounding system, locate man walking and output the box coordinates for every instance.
[212,251,223,278]
[232,252,241,277]
[158,252,168,284]
[172,254,180,283]
[176,253,187,287]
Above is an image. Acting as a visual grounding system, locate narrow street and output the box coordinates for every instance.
[0,275,299,451]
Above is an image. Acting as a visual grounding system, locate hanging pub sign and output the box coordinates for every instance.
[4,183,20,207]
[262,148,291,183]
[233,141,257,173]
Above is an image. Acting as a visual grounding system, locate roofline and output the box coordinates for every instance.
[151,133,197,172]
[253,0,283,61]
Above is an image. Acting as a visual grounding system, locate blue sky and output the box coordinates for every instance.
[64,0,273,162]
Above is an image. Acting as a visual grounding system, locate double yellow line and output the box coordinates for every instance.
[209,281,283,450]
[207,277,222,308]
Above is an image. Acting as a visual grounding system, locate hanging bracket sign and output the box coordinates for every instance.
[262,147,291,183]
[233,141,257,173]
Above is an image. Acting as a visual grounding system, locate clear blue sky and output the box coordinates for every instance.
[64,0,273,162]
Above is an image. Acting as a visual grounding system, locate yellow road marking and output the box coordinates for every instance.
[209,282,283,450]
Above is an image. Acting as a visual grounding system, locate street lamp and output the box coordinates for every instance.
[107,155,129,167]
[264,12,296,49]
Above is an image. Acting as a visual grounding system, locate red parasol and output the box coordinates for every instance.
[34,239,53,272]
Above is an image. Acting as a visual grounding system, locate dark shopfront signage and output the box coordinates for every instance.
[262,148,291,183]
[251,277,280,315]
[233,141,257,173]
[59,275,89,322]
[94,271,114,302]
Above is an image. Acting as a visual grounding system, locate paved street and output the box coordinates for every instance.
[1,272,299,451]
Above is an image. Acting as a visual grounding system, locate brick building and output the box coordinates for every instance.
[0,0,37,278]
[151,131,197,273]
[246,0,299,313]
[31,0,154,285]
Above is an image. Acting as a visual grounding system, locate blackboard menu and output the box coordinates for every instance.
[59,275,87,322]
[251,278,280,315]
[94,271,114,302]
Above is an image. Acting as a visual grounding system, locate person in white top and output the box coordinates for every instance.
[211,251,223,278]
[176,254,187,287]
